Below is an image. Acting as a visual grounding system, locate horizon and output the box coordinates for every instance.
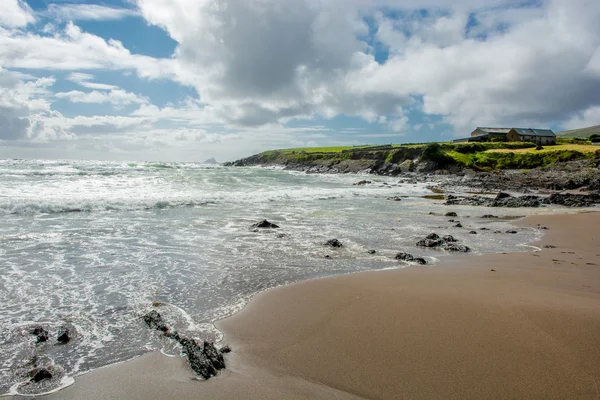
[1,0,599,162]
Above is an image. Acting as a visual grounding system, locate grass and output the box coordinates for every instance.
[487,144,599,154]
[557,124,600,138]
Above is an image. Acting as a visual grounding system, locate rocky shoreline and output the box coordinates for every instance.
[226,154,600,207]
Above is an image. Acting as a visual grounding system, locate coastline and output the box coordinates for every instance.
[23,211,600,399]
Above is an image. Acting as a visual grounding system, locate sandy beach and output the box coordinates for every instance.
[31,211,600,400]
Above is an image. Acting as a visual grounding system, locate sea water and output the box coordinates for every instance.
[0,159,559,395]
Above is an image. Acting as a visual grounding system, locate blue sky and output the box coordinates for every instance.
[1,0,599,161]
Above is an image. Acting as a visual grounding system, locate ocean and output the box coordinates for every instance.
[0,159,553,395]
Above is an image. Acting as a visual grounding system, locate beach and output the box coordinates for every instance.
[28,211,600,400]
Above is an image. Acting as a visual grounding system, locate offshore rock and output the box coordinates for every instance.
[325,239,343,248]
[416,233,471,252]
[30,368,52,383]
[252,220,280,229]
[395,252,427,265]
[56,327,71,344]
[30,326,49,344]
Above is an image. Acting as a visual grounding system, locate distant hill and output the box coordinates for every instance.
[556,124,600,138]
[203,158,219,164]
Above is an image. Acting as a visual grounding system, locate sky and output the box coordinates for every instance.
[1,0,599,162]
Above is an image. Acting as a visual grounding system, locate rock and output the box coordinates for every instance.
[56,327,71,344]
[30,368,52,383]
[353,180,372,186]
[142,311,226,379]
[543,245,557,249]
[426,233,440,240]
[203,341,225,370]
[445,212,458,217]
[325,239,343,248]
[445,243,471,252]
[469,231,478,234]
[494,230,502,233]
[416,238,444,248]
[324,255,331,258]
[179,338,217,379]
[442,235,457,242]
[481,215,498,218]
[454,223,463,228]
[543,193,600,207]
[496,192,511,199]
[448,219,455,222]
[142,310,169,332]
[387,196,402,201]
[219,346,232,354]
[491,269,496,272]
[506,230,517,234]
[446,194,542,208]
[395,252,427,265]
[30,326,49,344]
[367,250,376,254]
[480,228,490,231]
[252,220,279,229]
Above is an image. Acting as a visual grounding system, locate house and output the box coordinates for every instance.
[470,127,512,142]
[507,128,556,145]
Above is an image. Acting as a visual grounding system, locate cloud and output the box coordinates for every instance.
[44,4,139,22]
[55,89,149,106]
[0,0,35,28]
[66,73,120,90]
[563,106,600,130]
[0,22,174,78]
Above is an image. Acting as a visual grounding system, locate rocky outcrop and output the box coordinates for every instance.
[446,192,600,208]
[142,310,229,379]
[252,220,280,228]
[395,252,427,265]
[56,327,71,344]
[325,239,343,247]
[416,233,470,252]
[30,327,49,344]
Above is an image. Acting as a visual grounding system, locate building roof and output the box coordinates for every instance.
[511,128,555,137]
[475,127,512,134]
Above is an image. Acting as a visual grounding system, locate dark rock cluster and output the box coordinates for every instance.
[252,219,280,228]
[142,310,229,379]
[416,233,471,252]
[395,252,427,265]
[446,192,600,208]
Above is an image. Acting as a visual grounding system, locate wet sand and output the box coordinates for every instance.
[35,211,600,400]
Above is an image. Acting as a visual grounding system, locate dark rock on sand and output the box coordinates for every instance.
[469,231,478,234]
[30,326,49,344]
[445,212,458,217]
[354,180,372,186]
[395,252,427,265]
[325,239,343,248]
[367,250,376,254]
[481,215,498,219]
[387,196,402,201]
[30,368,52,383]
[543,245,557,249]
[445,243,471,252]
[252,220,280,228]
[454,223,463,228]
[480,228,490,231]
[416,233,470,252]
[56,327,71,344]
[496,192,511,199]
[142,311,226,379]
[544,193,600,207]
[219,346,232,354]
[506,230,517,234]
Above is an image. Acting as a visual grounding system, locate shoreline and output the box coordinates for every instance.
[16,210,600,399]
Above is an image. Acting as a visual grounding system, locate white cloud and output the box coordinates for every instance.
[55,89,149,106]
[0,0,35,28]
[66,73,120,90]
[45,4,139,22]
[0,23,174,78]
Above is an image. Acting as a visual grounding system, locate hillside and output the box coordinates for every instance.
[225,142,599,175]
[557,124,600,138]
